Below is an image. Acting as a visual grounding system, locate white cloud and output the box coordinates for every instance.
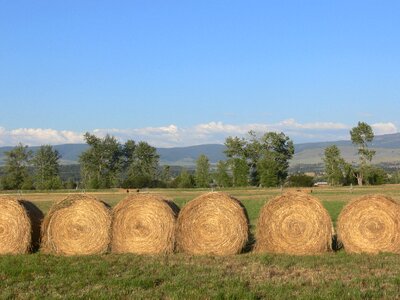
[92,125,182,147]
[0,119,397,147]
[194,122,245,134]
[371,122,398,135]
[0,127,83,146]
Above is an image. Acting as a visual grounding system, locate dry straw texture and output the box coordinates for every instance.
[255,191,333,255]
[111,194,179,254]
[0,196,43,254]
[337,194,400,254]
[176,192,249,255]
[41,194,111,255]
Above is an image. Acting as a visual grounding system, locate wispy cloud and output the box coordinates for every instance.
[0,120,397,147]
[277,119,349,130]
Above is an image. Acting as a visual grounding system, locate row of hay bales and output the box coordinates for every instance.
[1,192,399,255]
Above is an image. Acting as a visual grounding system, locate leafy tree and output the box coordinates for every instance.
[174,168,195,188]
[224,136,249,186]
[0,143,33,190]
[258,154,279,187]
[32,145,62,190]
[195,154,211,187]
[160,165,172,185]
[246,131,262,185]
[342,162,357,186]
[80,134,160,189]
[258,132,294,184]
[224,136,247,159]
[365,166,388,185]
[214,160,232,187]
[224,131,294,187]
[21,176,35,190]
[79,133,123,189]
[390,171,400,184]
[124,141,160,188]
[122,140,136,168]
[323,145,346,185]
[231,158,249,187]
[350,122,375,186]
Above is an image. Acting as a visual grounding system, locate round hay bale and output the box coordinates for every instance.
[176,192,249,255]
[41,194,111,255]
[111,194,179,254]
[337,194,400,254]
[255,191,333,255]
[0,196,43,254]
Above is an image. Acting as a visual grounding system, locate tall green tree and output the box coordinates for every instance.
[224,136,249,186]
[224,136,247,159]
[124,141,160,188]
[176,168,195,188]
[224,131,294,187]
[0,143,33,190]
[79,133,123,189]
[195,154,211,187]
[32,145,62,190]
[122,139,136,168]
[214,160,232,187]
[350,122,375,186]
[231,158,249,186]
[323,145,346,186]
[257,153,279,187]
[258,132,294,185]
[160,165,171,185]
[245,131,262,185]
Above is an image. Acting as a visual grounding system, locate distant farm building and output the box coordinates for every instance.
[313,181,329,187]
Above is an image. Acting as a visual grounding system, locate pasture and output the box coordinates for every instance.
[2,185,400,299]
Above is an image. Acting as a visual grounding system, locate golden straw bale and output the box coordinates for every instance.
[176,192,249,255]
[337,194,400,254]
[111,194,179,254]
[41,194,111,255]
[255,191,333,255]
[0,196,43,254]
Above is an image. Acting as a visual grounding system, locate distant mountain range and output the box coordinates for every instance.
[1,133,400,169]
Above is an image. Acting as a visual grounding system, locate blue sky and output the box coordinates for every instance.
[1,1,399,146]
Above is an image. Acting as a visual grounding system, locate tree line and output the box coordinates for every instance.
[0,144,63,190]
[0,122,394,190]
[0,130,295,190]
[0,133,160,190]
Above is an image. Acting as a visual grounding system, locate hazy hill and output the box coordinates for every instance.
[1,133,400,168]
[293,133,400,165]
[157,144,226,166]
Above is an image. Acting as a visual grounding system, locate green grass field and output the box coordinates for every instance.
[2,186,400,299]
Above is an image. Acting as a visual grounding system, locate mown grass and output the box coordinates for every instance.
[2,186,400,298]
[2,253,400,299]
